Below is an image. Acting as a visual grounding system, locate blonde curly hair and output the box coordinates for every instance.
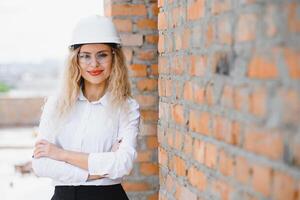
[56,43,132,118]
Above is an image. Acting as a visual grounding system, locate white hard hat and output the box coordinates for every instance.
[69,15,121,48]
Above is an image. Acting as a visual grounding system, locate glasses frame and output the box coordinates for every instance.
[77,50,114,66]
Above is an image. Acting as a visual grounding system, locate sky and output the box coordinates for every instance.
[0,0,104,63]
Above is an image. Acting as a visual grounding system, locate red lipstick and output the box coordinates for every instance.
[88,69,103,76]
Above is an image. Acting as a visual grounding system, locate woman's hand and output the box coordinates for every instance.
[33,139,66,161]
[111,138,122,152]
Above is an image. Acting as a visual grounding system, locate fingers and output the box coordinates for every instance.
[111,139,123,152]
[35,139,49,147]
[33,142,49,158]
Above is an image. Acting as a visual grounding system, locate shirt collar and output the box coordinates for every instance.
[78,88,109,106]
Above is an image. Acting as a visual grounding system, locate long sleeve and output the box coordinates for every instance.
[31,96,89,183]
[88,98,140,179]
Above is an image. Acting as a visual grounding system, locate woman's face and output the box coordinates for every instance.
[78,43,113,86]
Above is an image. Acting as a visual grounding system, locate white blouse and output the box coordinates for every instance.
[31,90,140,186]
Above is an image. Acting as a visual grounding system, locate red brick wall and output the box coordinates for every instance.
[104,1,159,200]
[0,97,44,127]
[158,0,300,200]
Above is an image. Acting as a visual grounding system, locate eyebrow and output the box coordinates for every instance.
[79,50,111,54]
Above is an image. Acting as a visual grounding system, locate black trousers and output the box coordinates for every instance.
[51,184,129,200]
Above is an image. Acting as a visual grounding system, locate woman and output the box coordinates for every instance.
[32,15,140,200]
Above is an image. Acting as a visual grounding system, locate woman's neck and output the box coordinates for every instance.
[82,81,107,102]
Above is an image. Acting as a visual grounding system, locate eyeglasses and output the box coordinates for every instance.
[78,51,114,65]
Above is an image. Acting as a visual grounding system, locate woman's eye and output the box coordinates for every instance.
[79,54,90,59]
[97,53,108,58]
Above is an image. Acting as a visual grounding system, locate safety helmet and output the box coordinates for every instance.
[69,15,121,49]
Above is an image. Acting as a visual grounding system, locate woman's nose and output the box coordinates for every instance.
[90,56,99,67]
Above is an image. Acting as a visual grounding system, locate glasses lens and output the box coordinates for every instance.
[78,52,113,65]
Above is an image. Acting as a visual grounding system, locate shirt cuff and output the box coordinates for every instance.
[88,152,115,176]
[75,167,89,182]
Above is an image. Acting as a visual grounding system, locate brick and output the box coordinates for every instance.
[182,28,191,49]
[148,192,158,200]
[122,181,151,191]
[172,7,180,27]
[158,12,167,30]
[150,64,158,76]
[206,83,214,106]
[137,19,157,30]
[212,0,231,15]
[111,4,147,16]
[167,130,174,148]
[128,64,147,77]
[211,179,232,200]
[175,31,182,50]
[284,48,300,79]
[166,33,173,53]
[217,16,232,44]
[175,184,197,200]
[175,80,182,99]
[293,138,300,168]
[171,104,185,125]
[272,170,297,200]
[249,87,267,117]
[146,35,159,44]
[205,22,214,47]
[233,86,249,112]
[165,79,173,97]
[287,2,300,33]
[189,55,207,77]
[165,174,174,193]
[183,134,193,155]
[137,50,157,61]
[140,110,158,122]
[141,124,157,136]
[212,115,230,141]
[221,85,234,108]
[174,131,183,151]
[146,136,159,149]
[218,150,235,177]
[194,84,206,104]
[158,101,167,119]
[264,5,277,37]
[158,147,168,167]
[173,155,187,176]
[158,56,168,74]
[158,79,165,97]
[244,127,283,160]
[137,78,158,92]
[188,166,207,191]
[151,3,159,16]
[123,48,133,63]
[235,156,251,184]
[158,34,165,53]
[236,13,257,41]
[183,81,193,101]
[279,89,300,126]
[193,138,205,164]
[189,111,211,135]
[158,128,166,145]
[172,56,184,75]
[140,162,159,175]
[135,95,157,108]
[252,164,272,197]
[137,150,152,162]
[120,34,143,46]
[204,142,218,169]
[113,19,132,32]
[187,0,205,20]
[248,54,278,79]
[230,121,240,145]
